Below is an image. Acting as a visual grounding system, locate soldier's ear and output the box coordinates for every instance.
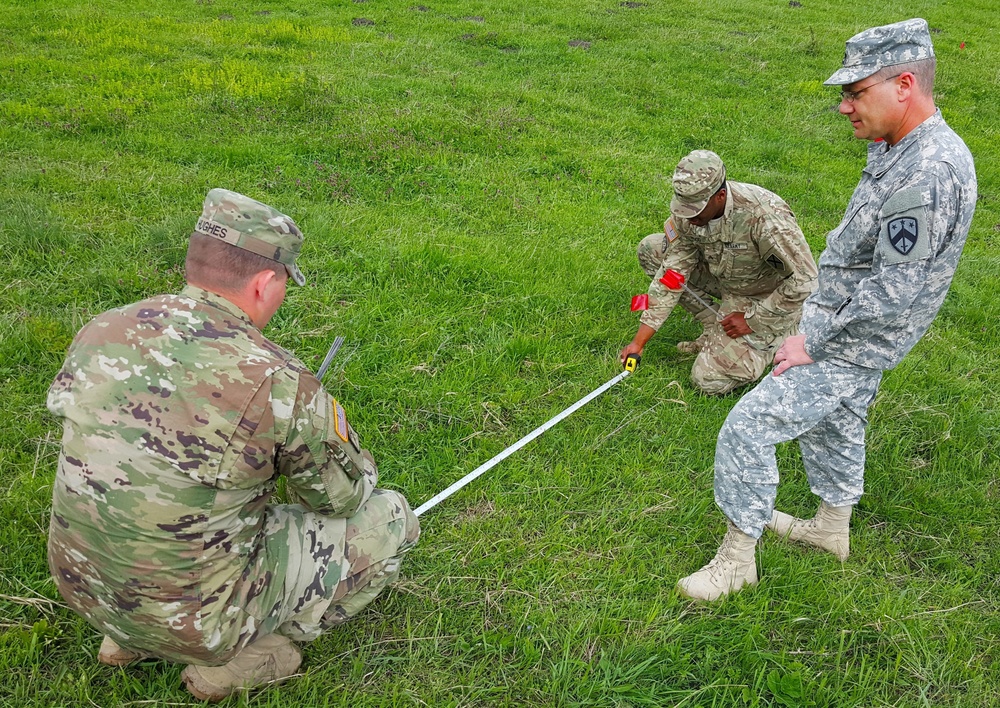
[249,269,278,301]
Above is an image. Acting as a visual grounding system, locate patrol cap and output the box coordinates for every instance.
[194,188,306,286]
[670,150,727,220]
[824,18,935,86]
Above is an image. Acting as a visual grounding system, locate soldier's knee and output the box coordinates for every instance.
[376,489,421,552]
[691,364,751,396]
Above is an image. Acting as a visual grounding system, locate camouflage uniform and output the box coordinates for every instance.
[47,190,419,665]
[638,160,817,394]
[715,20,978,537]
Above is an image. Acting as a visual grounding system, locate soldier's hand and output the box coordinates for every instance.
[720,312,753,338]
[620,342,643,364]
[772,334,814,376]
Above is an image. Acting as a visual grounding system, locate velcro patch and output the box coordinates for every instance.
[664,219,679,243]
[723,243,749,250]
[332,399,349,443]
[879,188,930,265]
[766,254,786,271]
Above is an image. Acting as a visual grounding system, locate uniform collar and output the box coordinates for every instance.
[864,109,943,178]
[180,284,256,328]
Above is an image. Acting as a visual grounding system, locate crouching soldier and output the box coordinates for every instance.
[47,189,420,700]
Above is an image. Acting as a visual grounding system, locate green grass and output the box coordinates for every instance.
[2,0,999,705]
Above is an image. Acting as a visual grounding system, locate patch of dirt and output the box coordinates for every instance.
[568,39,591,49]
[352,17,375,25]
[218,13,234,20]
[500,45,518,53]
[930,27,944,34]
[463,15,484,22]
[412,4,430,10]
[619,1,646,7]
[460,33,476,40]
[453,500,496,524]
[788,0,801,6]
[255,9,271,15]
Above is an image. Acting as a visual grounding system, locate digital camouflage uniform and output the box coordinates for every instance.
[715,19,977,537]
[638,176,818,394]
[47,190,419,665]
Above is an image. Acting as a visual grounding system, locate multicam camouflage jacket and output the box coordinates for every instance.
[47,285,376,663]
[640,181,818,335]
[801,111,977,369]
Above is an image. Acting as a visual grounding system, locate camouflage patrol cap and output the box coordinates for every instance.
[194,189,306,286]
[824,18,935,86]
[670,150,727,219]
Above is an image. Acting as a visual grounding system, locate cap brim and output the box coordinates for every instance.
[670,195,709,220]
[286,262,306,286]
[824,65,879,86]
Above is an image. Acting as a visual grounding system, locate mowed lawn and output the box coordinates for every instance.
[1,0,998,705]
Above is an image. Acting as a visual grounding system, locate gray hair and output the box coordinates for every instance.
[874,57,936,97]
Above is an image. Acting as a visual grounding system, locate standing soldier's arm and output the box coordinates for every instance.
[804,169,965,364]
[745,204,818,334]
[275,366,377,517]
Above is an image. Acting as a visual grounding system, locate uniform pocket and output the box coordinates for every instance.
[721,247,761,281]
[740,466,779,485]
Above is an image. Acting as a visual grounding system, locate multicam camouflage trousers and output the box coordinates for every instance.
[713,359,882,538]
[264,488,420,642]
[638,233,776,395]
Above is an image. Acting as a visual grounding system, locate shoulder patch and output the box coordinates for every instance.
[879,188,930,265]
[888,217,918,256]
[766,254,787,271]
[664,218,679,243]
[332,399,349,443]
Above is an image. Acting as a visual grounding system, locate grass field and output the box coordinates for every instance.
[2,0,999,705]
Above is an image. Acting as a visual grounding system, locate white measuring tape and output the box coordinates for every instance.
[414,366,634,517]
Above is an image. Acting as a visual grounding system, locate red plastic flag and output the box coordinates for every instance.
[960,42,966,49]
[659,269,685,290]
[630,294,649,311]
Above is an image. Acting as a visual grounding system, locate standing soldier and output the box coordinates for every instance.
[47,189,420,700]
[678,19,977,601]
[621,150,818,395]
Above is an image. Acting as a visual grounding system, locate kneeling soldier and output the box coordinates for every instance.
[47,189,420,700]
[621,150,817,395]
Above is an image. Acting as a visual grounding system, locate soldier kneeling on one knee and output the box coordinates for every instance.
[621,150,817,395]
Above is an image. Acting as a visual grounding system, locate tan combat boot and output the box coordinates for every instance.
[676,522,758,601]
[98,636,151,666]
[181,634,302,702]
[767,501,852,561]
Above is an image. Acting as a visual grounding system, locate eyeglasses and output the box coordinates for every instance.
[839,75,901,103]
